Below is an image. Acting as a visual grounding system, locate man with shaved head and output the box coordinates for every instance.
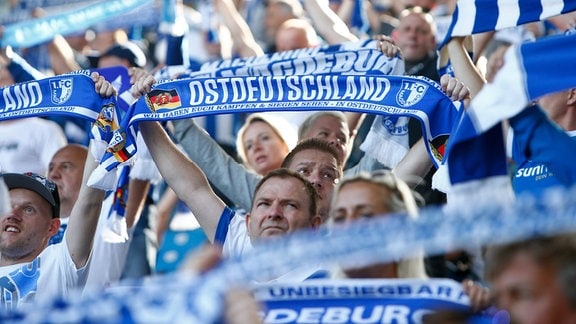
[48,144,88,219]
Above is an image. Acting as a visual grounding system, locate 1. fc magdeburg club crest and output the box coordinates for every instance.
[396,79,428,107]
[50,78,73,104]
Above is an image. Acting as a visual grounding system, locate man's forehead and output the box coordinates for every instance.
[50,157,80,165]
[400,15,431,29]
[290,149,337,164]
[310,116,347,131]
[51,147,86,164]
[255,177,306,196]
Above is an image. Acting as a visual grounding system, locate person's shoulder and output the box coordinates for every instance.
[29,118,66,137]
[24,117,64,130]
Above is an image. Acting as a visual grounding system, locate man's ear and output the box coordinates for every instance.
[391,30,399,42]
[567,88,576,105]
[311,215,322,229]
[48,218,61,236]
[244,213,251,236]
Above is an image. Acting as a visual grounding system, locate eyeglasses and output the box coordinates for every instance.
[296,168,340,185]
[403,5,431,13]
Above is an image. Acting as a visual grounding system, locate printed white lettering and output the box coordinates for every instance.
[332,52,355,73]
[188,81,205,105]
[263,306,432,324]
[286,76,303,101]
[245,77,259,102]
[297,308,324,323]
[258,78,275,101]
[316,75,333,99]
[322,307,351,323]
[351,306,384,323]
[204,79,219,104]
[516,164,549,178]
[352,51,376,73]
[0,82,42,112]
[271,60,294,76]
[216,78,231,102]
[312,55,332,74]
[230,78,247,102]
[265,309,298,323]
[382,305,410,324]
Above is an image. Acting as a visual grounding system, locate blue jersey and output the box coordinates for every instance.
[510,105,576,196]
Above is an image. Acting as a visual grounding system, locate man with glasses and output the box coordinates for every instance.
[140,118,340,259]
[172,111,358,223]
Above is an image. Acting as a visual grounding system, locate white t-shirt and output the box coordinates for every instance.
[0,239,86,310]
[219,208,253,258]
[216,208,329,282]
[83,193,134,294]
[0,118,67,174]
[44,191,134,296]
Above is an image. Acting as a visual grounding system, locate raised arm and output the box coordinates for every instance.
[302,0,359,44]
[445,36,486,97]
[172,119,260,212]
[130,70,260,215]
[0,27,45,83]
[31,7,81,75]
[392,74,471,188]
[139,121,226,242]
[46,35,82,75]
[65,72,115,268]
[155,187,180,245]
[215,0,265,57]
[392,137,432,188]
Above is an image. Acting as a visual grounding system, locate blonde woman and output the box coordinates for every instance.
[330,170,427,279]
[329,170,490,311]
[236,113,297,176]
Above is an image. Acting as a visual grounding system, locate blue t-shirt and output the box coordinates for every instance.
[510,105,576,196]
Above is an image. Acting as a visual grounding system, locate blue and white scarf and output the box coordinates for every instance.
[438,0,576,49]
[0,71,128,239]
[254,279,490,323]
[0,72,115,122]
[89,39,417,188]
[435,32,576,206]
[155,39,404,80]
[87,74,460,189]
[0,0,152,49]
[100,164,131,242]
[91,66,134,114]
[158,40,410,159]
[3,184,576,322]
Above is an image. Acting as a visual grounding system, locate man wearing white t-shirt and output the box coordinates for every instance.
[46,144,139,293]
[140,122,325,261]
[0,169,102,309]
[0,72,113,309]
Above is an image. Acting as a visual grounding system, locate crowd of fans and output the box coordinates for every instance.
[1,0,576,322]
